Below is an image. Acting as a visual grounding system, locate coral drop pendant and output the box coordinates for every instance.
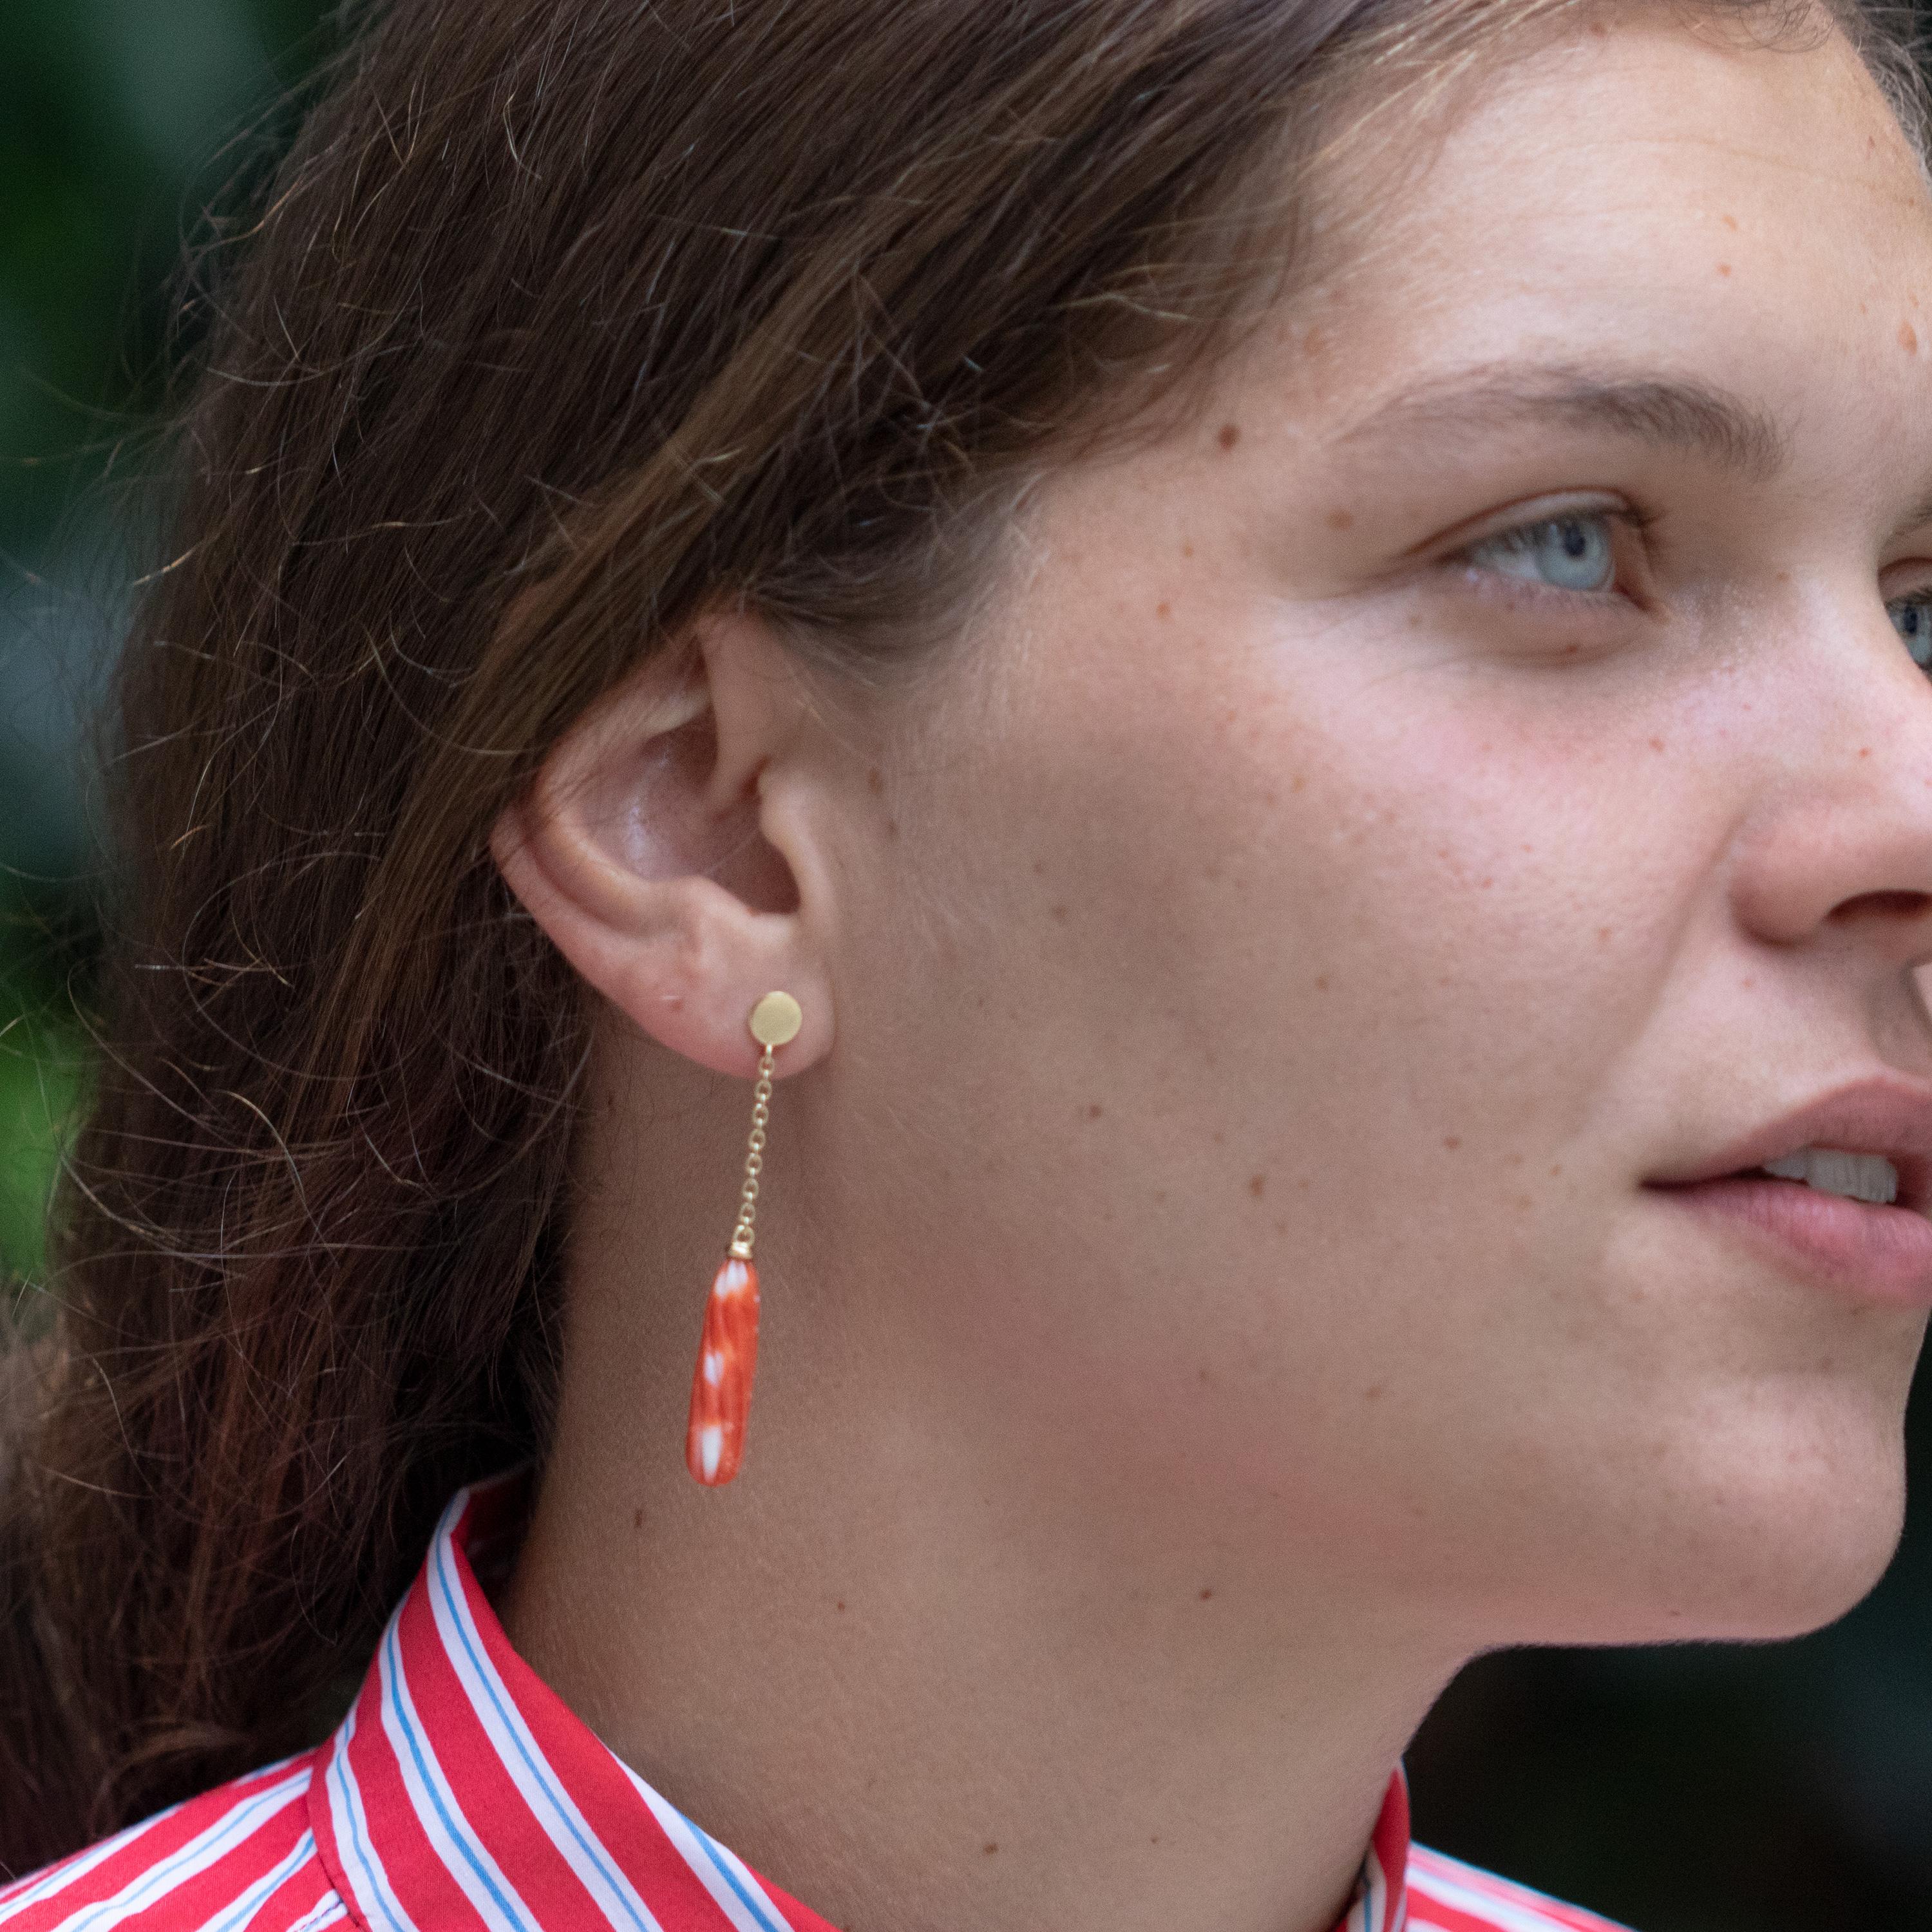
[685,990,799,1487]
[685,1253,760,1486]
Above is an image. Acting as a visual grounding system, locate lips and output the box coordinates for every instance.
[1644,1075,1932,1218]
[1643,1075,1932,1306]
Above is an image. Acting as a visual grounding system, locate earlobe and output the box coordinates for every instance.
[488,620,835,1080]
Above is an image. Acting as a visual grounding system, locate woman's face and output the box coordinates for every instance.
[828,9,1932,1646]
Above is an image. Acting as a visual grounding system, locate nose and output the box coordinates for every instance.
[1727,593,1932,976]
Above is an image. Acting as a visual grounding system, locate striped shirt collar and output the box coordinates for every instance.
[312,1472,1414,1932]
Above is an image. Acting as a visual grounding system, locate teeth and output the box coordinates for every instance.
[1761,1146,1899,1206]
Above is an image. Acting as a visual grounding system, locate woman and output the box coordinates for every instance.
[4,0,1931,1926]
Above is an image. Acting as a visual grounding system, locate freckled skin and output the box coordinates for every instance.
[507,19,1932,1932]
[871,15,1932,1651]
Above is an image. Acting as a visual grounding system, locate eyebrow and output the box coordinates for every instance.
[1897,484,1932,537]
[1334,362,1792,479]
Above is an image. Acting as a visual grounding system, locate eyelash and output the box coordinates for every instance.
[1445,512,1932,679]
[1448,504,1656,610]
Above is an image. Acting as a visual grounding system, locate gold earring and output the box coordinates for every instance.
[684,990,802,1485]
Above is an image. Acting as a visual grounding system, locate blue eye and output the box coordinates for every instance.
[1467,514,1616,594]
[1889,591,1932,670]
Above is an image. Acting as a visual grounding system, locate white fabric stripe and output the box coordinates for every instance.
[1408,1860,1609,1932]
[198,1830,317,1932]
[324,1680,429,1932]
[31,1771,308,1932]
[285,1900,350,1932]
[374,1611,545,1932]
[0,1752,313,1920]
[424,1512,667,1932]
[1345,1835,1393,1932]
[0,1801,192,1920]
[681,1824,799,1932]
[627,1779,793,1932]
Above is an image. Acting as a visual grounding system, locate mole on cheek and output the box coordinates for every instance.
[1901,321,1920,355]
[1326,509,1354,531]
[1716,262,1732,278]
[1217,422,1240,451]
[1156,601,1171,619]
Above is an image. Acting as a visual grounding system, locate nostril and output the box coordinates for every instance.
[1828,889,1932,922]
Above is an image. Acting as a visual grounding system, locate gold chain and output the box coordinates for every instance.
[728,1043,775,1258]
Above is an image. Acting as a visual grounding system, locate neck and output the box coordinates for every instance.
[502,1218,1463,1932]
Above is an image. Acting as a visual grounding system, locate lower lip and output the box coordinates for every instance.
[1649,1176,1932,1307]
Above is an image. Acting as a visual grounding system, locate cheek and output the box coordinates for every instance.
[888,576,1919,1638]
[921,600,1707,1472]
[1059,634,1692,1209]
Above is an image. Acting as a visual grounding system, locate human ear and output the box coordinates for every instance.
[489,609,836,1079]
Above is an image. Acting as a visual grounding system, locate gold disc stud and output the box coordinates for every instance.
[748,990,803,1048]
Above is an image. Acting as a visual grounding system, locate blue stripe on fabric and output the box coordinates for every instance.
[200,1833,314,1932]
[380,1614,536,1932]
[288,1903,350,1932]
[677,1814,793,1932]
[329,1700,424,1932]
[426,1524,661,1932]
[56,1777,304,1932]
[0,1810,166,1918]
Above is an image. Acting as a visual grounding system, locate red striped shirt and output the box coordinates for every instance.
[1,1475,1635,1932]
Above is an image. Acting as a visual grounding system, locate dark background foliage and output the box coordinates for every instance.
[1,5,1928,1924]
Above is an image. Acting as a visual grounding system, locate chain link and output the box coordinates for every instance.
[728,1046,777,1256]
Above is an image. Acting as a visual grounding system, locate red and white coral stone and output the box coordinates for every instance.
[685,1255,761,1484]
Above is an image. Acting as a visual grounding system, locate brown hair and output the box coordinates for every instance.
[0,0,1918,1875]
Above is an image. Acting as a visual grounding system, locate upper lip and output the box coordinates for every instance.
[1645,1075,1932,1214]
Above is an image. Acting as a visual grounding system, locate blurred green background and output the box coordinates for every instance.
[3,5,1932,1925]
[0,0,332,1289]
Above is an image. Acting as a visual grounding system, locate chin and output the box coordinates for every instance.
[1571,1397,1912,1646]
